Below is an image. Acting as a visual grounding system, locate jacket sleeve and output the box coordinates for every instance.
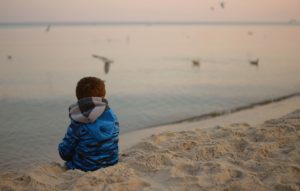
[58,124,79,161]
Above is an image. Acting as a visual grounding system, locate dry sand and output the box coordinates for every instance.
[1,97,300,191]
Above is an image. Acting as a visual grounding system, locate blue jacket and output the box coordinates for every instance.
[58,97,119,171]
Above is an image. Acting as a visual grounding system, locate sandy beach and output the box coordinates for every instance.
[1,96,300,191]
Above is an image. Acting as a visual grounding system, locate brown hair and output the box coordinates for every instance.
[76,77,106,100]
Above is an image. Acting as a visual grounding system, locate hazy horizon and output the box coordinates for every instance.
[0,20,299,27]
[0,0,299,23]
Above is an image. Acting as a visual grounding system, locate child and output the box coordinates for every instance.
[58,76,119,171]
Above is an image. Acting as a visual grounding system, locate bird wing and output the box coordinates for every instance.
[92,54,102,59]
[92,54,113,63]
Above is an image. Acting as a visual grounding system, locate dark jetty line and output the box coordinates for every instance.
[174,92,300,124]
[133,92,300,132]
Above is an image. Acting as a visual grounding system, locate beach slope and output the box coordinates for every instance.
[1,108,300,190]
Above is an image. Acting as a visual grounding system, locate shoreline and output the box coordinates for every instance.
[136,92,300,132]
[120,94,300,151]
[178,92,300,123]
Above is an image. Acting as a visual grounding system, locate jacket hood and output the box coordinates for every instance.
[69,97,108,123]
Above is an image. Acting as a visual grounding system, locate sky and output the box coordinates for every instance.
[0,0,299,23]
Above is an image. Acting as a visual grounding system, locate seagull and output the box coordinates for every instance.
[247,31,254,36]
[219,0,225,9]
[45,25,51,32]
[249,58,259,66]
[92,54,114,74]
[126,35,131,44]
[192,59,200,68]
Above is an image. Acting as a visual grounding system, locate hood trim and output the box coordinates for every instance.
[69,97,108,123]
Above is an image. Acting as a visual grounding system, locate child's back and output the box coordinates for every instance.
[58,77,119,171]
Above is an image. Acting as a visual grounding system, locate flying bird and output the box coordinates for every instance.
[126,35,131,44]
[45,25,51,32]
[247,31,254,36]
[219,0,225,9]
[249,58,259,66]
[192,59,200,68]
[92,54,114,74]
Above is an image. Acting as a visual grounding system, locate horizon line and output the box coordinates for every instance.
[0,20,299,26]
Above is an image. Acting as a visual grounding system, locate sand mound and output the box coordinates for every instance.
[1,110,300,191]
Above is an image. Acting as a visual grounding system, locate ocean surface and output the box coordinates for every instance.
[0,23,300,170]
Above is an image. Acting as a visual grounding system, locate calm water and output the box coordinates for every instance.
[0,24,300,170]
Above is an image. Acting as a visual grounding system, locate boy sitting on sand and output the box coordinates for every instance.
[58,77,119,171]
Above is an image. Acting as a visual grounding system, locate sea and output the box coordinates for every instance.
[0,22,300,170]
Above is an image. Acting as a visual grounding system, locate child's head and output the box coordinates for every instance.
[76,77,106,100]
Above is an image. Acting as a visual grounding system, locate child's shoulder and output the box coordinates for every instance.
[100,108,118,120]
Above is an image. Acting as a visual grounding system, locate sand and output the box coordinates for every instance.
[120,95,300,151]
[1,98,300,191]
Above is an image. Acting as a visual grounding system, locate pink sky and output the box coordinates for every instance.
[0,0,299,22]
